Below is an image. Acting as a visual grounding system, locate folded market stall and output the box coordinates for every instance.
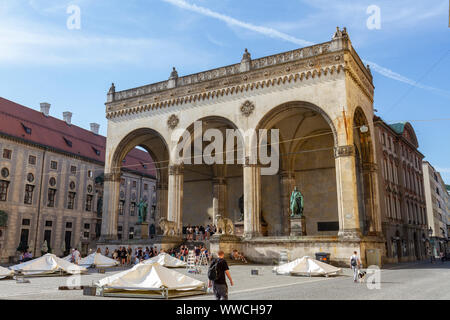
[9,253,87,276]
[79,253,119,268]
[0,266,13,279]
[95,262,206,299]
[273,256,341,277]
[141,252,186,268]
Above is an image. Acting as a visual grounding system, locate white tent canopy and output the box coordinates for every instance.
[273,256,341,276]
[142,253,186,268]
[96,262,204,292]
[79,253,119,268]
[9,253,87,275]
[0,266,13,279]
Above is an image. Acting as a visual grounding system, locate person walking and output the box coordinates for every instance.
[208,250,233,300]
[73,248,81,265]
[350,251,362,283]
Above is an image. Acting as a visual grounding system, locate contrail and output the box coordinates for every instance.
[163,0,447,95]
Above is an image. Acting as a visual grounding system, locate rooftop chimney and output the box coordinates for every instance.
[63,111,72,125]
[40,103,50,116]
[90,123,100,135]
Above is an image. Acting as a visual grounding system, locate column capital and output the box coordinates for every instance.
[212,177,227,185]
[362,161,378,173]
[168,164,184,175]
[104,172,121,182]
[334,145,355,158]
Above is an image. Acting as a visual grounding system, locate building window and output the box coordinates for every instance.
[69,181,76,190]
[130,202,136,216]
[45,221,53,227]
[132,181,137,188]
[2,149,12,159]
[27,173,34,183]
[67,192,76,210]
[129,227,134,240]
[84,223,90,230]
[83,232,90,239]
[144,184,148,191]
[47,188,57,207]
[66,222,73,229]
[87,185,93,193]
[87,170,93,178]
[120,178,125,186]
[70,166,77,175]
[118,200,125,215]
[0,180,9,201]
[24,184,34,205]
[85,195,93,211]
[50,161,58,170]
[28,155,36,165]
[49,177,56,187]
[1,168,9,178]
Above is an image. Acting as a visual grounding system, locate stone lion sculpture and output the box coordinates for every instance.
[159,218,177,236]
[216,215,235,235]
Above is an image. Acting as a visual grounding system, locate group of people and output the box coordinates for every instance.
[18,251,33,263]
[230,249,247,263]
[184,225,217,241]
[100,246,160,265]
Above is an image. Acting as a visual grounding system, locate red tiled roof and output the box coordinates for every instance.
[0,97,156,177]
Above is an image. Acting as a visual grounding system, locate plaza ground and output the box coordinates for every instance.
[0,260,449,300]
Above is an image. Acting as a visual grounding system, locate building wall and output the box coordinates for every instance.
[0,136,155,263]
[422,162,448,256]
[374,122,427,263]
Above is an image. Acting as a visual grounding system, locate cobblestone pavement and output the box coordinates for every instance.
[0,261,448,300]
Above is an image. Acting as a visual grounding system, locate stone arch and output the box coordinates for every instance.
[101,127,170,240]
[255,101,339,236]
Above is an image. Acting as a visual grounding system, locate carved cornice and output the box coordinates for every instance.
[105,38,374,120]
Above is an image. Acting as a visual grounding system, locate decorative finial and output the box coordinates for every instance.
[108,83,115,94]
[242,48,251,62]
[169,67,178,79]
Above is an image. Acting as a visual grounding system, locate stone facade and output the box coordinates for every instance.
[101,28,386,266]
[373,118,428,263]
[0,100,156,263]
[422,161,449,257]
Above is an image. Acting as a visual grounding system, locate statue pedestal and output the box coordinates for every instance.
[140,222,149,240]
[290,216,306,236]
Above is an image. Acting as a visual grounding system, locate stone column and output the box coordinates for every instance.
[167,165,183,235]
[334,145,361,240]
[156,182,168,228]
[213,178,227,219]
[243,162,262,238]
[362,161,381,236]
[100,172,121,241]
[280,171,295,236]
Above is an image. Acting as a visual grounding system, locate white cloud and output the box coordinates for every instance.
[163,0,314,47]
[163,0,449,96]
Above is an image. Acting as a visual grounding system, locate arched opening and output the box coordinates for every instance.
[106,128,169,239]
[177,117,245,238]
[353,107,377,236]
[256,101,339,236]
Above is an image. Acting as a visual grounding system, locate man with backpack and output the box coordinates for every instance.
[350,251,362,283]
[208,250,234,300]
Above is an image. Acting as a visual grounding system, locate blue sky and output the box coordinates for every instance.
[1,0,449,182]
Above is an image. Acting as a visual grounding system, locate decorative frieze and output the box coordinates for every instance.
[334,145,355,158]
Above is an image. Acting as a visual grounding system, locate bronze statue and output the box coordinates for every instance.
[137,199,148,224]
[290,187,304,217]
